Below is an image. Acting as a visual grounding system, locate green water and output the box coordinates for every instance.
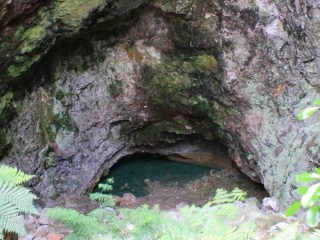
[97,156,216,197]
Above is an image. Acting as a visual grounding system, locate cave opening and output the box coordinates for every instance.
[95,153,269,209]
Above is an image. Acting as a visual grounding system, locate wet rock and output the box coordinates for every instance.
[20,208,70,240]
[1,0,320,209]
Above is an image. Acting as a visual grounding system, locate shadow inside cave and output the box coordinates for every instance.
[94,154,269,209]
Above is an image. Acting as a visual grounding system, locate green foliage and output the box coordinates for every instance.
[89,193,115,207]
[0,164,34,185]
[209,187,247,204]
[0,165,38,239]
[286,169,320,227]
[297,99,320,120]
[271,222,300,240]
[286,101,320,228]
[48,187,255,240]
[173,203,255,240]
[47,208,108,240]
[89,178,116,207]
[107,80,123,97]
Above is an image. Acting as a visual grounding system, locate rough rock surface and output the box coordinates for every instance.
[0,0,320,208]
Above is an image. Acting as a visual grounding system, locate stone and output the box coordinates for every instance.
[46,234,64,240]
[262,197,279,212]
[19,235,34,240]
[38,209,50,225]
[1,0,320,209]
[270,222,289,231]
[245,197,261,209]
[33,225,49,238]
[118,193,137,207]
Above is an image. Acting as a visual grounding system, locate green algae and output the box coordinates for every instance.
[8,55,41,78]
[137,52,234,144]
[4,0,107,79]
[44,151,56,169]
[0,127,12,158]
[0,92,22,124]
[54,0,106,29]
[141,53,220,112]
[39,100,56,144]
[7,8,51,78]
[38,90,74,145]
[0,92,14,123]
[108,79,123,97]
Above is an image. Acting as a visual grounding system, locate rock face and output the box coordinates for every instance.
[0,0,320,207]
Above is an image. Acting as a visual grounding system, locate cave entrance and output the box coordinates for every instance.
[95,154,268,209]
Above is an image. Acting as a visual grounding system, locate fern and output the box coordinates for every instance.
[0,183,38,214]
[49,186,254,240]
[0,165,33,185]
[0,165,38,240]
[89,192,116,207]
[48,208,107,240]
[97,178,114,192]
[210,188,247,204]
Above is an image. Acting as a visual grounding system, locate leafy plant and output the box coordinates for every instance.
[285,100,320,227]
[286,169,320,227]
[297,99,320,120]
[0,164,38,239]
[89,178,116,207]
[47,207,108,240]
[48,186,255,240]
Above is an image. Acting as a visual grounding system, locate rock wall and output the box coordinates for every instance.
[0,0,320,207]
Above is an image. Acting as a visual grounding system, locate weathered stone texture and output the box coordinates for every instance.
[1,0,320,207]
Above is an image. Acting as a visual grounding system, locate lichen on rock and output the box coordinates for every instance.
[1,0,320,209]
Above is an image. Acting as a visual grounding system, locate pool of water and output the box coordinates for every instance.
[96,156,217,197]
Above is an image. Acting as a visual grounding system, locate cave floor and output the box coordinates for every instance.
[104,157,269,210]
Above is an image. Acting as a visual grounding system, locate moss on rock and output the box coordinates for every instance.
[54,0,106,29]
[0,127,12,158]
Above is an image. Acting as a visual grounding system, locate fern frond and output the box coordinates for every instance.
[88,208,108,220]
[0,165,34,185]
[98,178,114,192]
[89,192,116,207]
[48,207,107,239]
[212,203,240,220]
[0,201,26,235]
[0,182,38,215]
[211,188,247,205]
[0,182,38,238]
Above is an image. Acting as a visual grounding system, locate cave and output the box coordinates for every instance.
[1,0,319,210]
[95,152,268,209]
